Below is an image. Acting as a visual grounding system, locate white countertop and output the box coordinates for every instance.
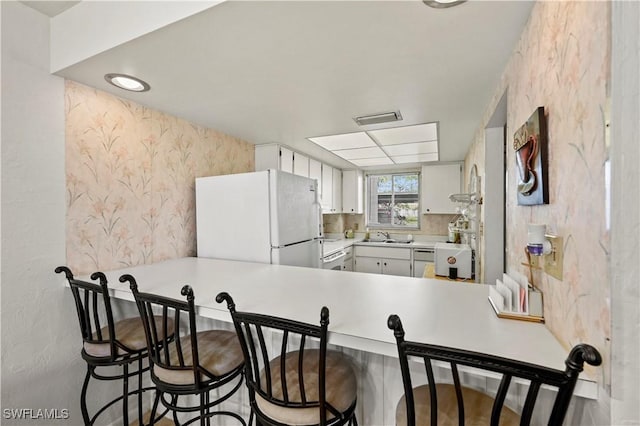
[81,256,598,399]
[322,237,443,257]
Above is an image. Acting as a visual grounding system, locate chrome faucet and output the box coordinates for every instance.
[377,231,391,240]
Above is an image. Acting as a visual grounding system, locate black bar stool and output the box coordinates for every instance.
[217,291,358,426]
[123,275,246,426]
[55,266,174,425]
[387,314,602,426]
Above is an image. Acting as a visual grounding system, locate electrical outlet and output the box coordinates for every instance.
[544,235,563,280]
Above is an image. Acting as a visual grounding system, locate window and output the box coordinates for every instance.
[366,173,420,229]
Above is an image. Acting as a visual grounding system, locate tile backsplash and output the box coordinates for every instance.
[323,213,451,237]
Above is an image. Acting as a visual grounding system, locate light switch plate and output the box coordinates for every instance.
[529,255,540,268]
[544,235,563,280]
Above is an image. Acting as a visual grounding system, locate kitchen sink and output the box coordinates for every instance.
[361,239,412,244]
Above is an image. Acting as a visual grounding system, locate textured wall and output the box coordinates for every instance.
[1,2,82,423]
[65,81,255,274]
[464,2,610,418]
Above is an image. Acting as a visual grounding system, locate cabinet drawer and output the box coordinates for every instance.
[354,246,411,260]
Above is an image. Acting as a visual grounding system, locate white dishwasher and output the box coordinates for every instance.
[413,247,435,278]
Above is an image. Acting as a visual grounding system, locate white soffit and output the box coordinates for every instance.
[50,1,223,72]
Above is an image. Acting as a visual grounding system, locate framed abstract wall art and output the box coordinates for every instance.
[513,107,549,205]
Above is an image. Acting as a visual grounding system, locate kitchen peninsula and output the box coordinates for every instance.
[80,256,598,420]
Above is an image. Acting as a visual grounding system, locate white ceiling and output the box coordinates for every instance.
[50,1,534,170]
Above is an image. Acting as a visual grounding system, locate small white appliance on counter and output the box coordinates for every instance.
[413,246,435,278]
[435,242,472,279]
[196,170,322,268]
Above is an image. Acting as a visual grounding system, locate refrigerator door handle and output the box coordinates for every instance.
[272,238,316,249]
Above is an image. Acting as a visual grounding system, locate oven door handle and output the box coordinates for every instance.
[323,250,346,263]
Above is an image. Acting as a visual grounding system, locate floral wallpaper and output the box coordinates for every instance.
[465,0,610,374]
[65,81,254,275]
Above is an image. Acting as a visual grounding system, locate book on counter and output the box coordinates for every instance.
[488,272,544,323]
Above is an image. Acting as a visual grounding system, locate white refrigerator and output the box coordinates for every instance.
[195,170,322,268]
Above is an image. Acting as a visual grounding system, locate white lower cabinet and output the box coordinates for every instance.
[354,246,412,277]
[342,246,353,272]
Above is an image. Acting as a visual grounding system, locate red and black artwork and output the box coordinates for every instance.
[513,107,549,206]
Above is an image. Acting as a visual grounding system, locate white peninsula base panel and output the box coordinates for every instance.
[75,257,599,425]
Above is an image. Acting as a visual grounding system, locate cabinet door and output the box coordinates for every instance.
[321,164,333,212]
[255,144,280,171]
[421,163,461,214]
[293,152,309,177]
[332,168,342,213]
[354,257,381,274]
[280,147,294,174]
[342,170,363,214]
[309,159,322,200]
[382,258,412,277]
[342,257,353,272]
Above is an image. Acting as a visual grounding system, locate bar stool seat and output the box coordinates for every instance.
[84,316,173,358]
[152,330,244,386]
[256,349,358,425]
[395,383,519,426]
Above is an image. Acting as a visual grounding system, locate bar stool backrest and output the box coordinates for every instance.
[123,275,210,390]
[216,292,337,425]
[55,266,120,361]
[388,314,602,426]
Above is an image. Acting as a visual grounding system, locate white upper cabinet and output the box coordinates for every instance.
[321,164,333,213]
[421,163,462,214]
[254,144,279,171]
[280,147,294,173]
[332,167,342,213]
[309,158,322,199]
[293,152,309,177]
[342,170,363,214]
[255,144,294,173]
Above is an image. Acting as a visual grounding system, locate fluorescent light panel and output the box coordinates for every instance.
[391,153,439,164]
[350,157,395,167]
[368,122,438,146]
[383,141,438,156]
[307,121,439,166]
[332,146,387,160]
[307,132,375,151]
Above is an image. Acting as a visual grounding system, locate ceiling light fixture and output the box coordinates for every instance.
[423,0,467,9]
[353,111,402,127]
[104,73,150,92]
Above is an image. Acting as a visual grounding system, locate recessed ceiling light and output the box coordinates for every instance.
[423,0,467,9]
[104,73,150,92]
